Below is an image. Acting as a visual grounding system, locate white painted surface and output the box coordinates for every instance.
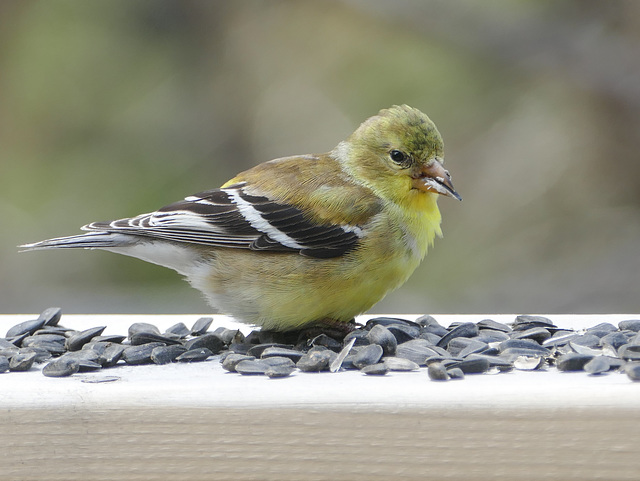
[1,314,639,410]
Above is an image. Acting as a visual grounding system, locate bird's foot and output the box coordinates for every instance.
[256,319,361,345]
[295,318,360,342]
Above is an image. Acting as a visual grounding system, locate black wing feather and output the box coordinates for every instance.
[84,184,364,258]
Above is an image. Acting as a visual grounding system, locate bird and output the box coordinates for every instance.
[21,105,461,332]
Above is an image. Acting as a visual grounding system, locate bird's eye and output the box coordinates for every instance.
[389,150,408,165]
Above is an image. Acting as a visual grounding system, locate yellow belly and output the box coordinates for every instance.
[196,247,419,330]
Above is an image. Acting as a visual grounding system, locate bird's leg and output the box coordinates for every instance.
[295,318,360,343]
[250,319,362,345]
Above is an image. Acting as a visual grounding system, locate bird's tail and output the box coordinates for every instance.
[19,232,133,252]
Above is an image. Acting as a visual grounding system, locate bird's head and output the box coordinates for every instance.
[335,105,461,204]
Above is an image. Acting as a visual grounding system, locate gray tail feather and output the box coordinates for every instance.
[19,232,133,251]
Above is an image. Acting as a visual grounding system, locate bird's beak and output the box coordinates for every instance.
[411,160,462,201]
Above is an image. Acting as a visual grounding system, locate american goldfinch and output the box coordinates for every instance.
[21,105,460,331]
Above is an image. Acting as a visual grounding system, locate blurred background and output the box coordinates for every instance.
[2,0,639,316]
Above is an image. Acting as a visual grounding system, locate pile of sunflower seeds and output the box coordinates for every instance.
[1,308,640,382]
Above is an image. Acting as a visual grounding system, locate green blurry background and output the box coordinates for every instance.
[2,0,639,315]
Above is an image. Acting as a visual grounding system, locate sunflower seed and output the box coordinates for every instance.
[396,339,441,366]
[618,344,640,361]
[265,363,296,378]
[176,348,213,362]
[98,344,126,368]
[584,356,611,375]
[128,322,161,338]
[296,350,332,372]
[38,307,63,326]
[427,362,449,381]
[449,357,491,374]
[191,317,213,335]
[164,322,191,339]
[477,319,512,333]
[0,356,9,373]
[123,342,164,365]
[619,320,640,332]
[222,354,256,372]
[361,363,388,375]
[624,362,640,381]
[42,357,80,377]
[366,325,397,356]
[511,327,551,343]
[184,333,225,354]
[514,356,545,371]
[66,326,106,351]
[383,357,419,372]
[352,344,383,369]
[557,353,595,371]
[151,345,188,364]
[261,346,304,362]
[436,322,479,348]
[9,351,37,371]
[6,319,45,338]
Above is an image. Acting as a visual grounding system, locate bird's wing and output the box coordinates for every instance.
[83,182,365,259]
